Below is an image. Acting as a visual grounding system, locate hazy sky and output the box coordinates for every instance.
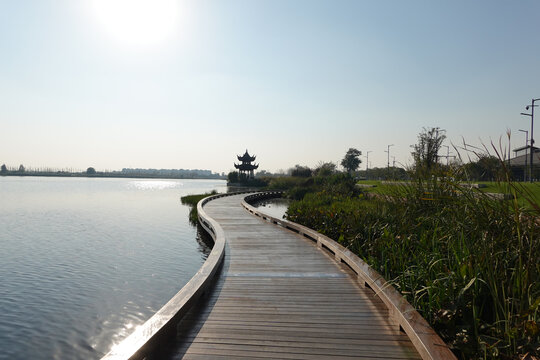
[1,0,539,173]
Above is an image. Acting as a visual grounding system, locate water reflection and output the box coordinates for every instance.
[252,198,290,219]
[0,177,226,360]
[195,226,213,259]
[127,180,181,190]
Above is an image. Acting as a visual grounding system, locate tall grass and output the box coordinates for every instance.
[286,166,539,359]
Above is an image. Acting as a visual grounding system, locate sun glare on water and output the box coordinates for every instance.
[90,0,178,48]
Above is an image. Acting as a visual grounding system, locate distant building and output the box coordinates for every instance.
[234,150,259,179]
[509,145,540,166]
[509,145,540,180]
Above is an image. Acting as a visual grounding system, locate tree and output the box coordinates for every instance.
[0,164,7,174]
[313,161,337,177]
[18,164,25,173]
[227,171,239,183]
[411,127,446,173]
[239,172,248,182]
[463,155,501,181]
[358,166,409,181]
[86,167,96,175]
[291,165,312,177]
[341,148,362,173]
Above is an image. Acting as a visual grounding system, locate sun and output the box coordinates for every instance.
[90,0,178,48]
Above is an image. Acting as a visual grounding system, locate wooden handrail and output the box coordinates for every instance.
[241,192,457,360]
[101,192,247,360]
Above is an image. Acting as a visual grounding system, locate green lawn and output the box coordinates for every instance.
[357,180,540,210]
[356,180,400,195]
[478,181,540,209]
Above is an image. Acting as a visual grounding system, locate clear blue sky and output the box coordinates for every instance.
[1,0,539,173]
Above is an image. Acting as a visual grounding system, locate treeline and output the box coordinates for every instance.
[116,168,223,179]
[228,148,513,185]
[0,164,78,176]
[0,164,225,179]
[271,154,524,183]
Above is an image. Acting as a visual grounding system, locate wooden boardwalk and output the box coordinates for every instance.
[170,194,422,359]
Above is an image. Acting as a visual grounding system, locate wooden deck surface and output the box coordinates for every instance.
[170,194,422,359]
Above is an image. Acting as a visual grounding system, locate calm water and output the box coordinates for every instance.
[253,198,290,219]
[0,177,226,360]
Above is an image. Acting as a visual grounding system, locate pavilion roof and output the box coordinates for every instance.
[234,163,259,171]
[237,149,256,162]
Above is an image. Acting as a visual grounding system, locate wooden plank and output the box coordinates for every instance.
[180,322,404,335]
[180,325,411,341]
[181,338,419,356]
[180,332,417,347]
[179,342,419,359]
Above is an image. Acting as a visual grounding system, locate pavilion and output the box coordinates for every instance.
[234,150,259,179]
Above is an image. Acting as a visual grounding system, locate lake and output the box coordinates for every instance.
[0,177,226,360]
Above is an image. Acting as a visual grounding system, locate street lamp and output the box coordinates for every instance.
[365,151,372,172]
[521,97,540,181]
[519,129,528,181]
[385,144,394,178]
[442,145,450,166]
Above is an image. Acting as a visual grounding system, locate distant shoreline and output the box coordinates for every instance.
[0,172,226,180]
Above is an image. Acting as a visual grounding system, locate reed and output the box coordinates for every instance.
[286,162,539,359]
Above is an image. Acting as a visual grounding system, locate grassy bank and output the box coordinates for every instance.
[287,177,539,359]
[180,190,217,225]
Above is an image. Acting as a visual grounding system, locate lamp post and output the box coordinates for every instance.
[521,112,532,179]
[442,145,450,166]
[519,129,528,181]
[385,144,394,179]
[521,98,540,181]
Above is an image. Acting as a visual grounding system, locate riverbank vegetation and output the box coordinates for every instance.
[287,178,539,359]
[180,190,218,225]
[282,130,539,359]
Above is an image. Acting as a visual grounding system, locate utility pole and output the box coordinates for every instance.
[385,144,394,179]
[442,145,449,166]
[365,151,372,171]
[365,151,372,179]
[521,97,539,182]
[519,129,528,181]
[386,144,394,169]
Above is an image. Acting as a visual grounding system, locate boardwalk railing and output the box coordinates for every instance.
[242,191,457,360]
[101,192,247,360]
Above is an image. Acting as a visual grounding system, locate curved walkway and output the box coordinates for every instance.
[171,194,422,359]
